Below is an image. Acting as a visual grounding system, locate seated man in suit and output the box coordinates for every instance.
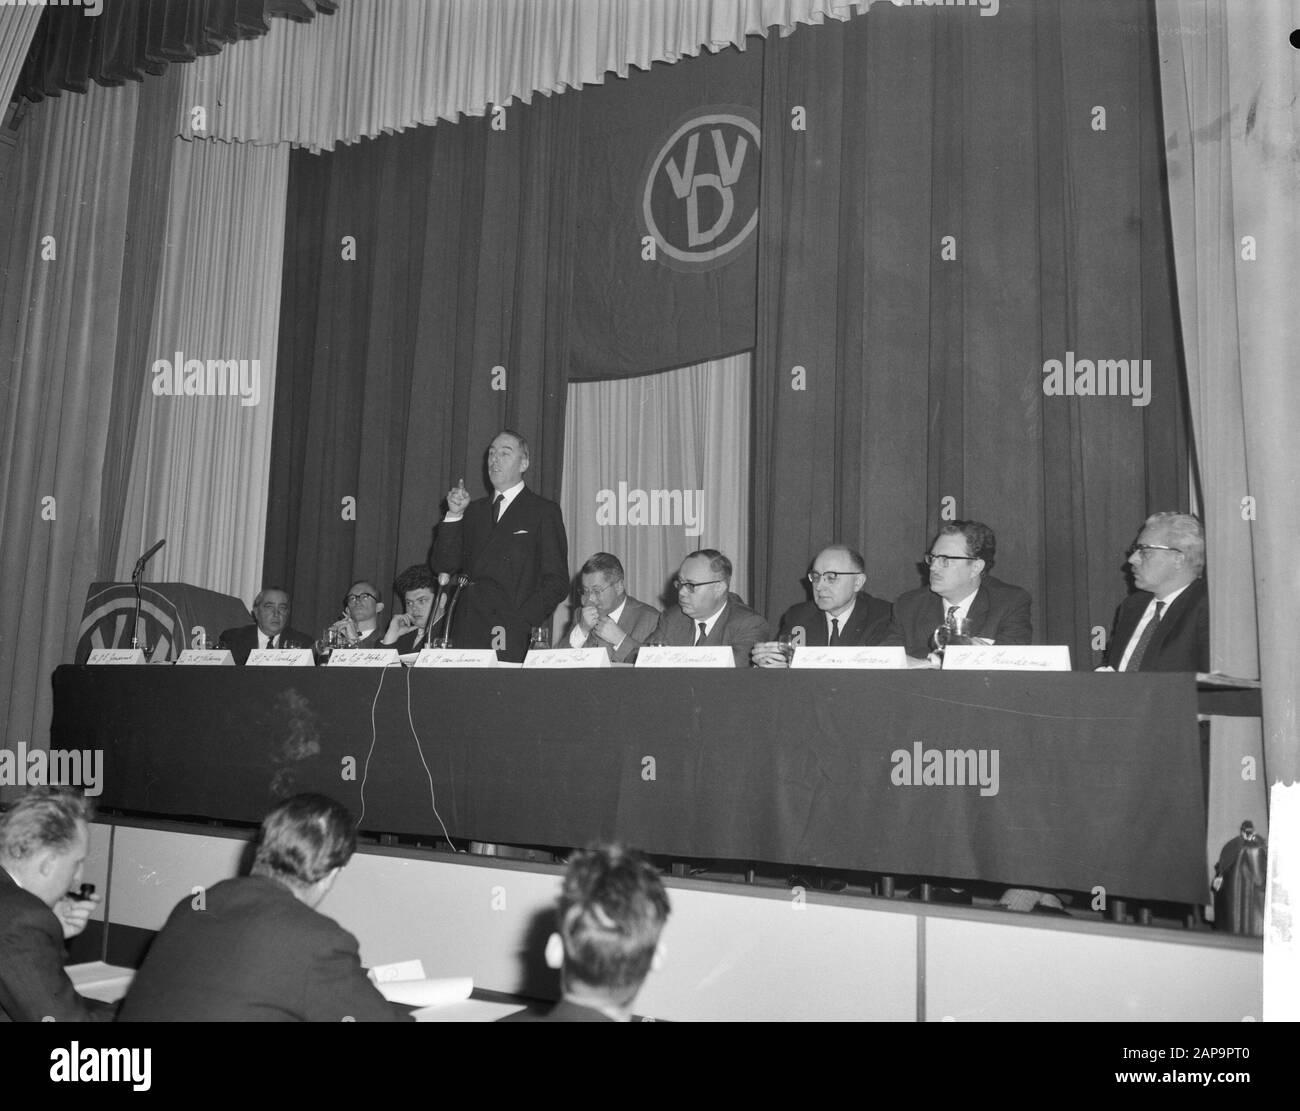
[500,844,670,1022]
[1103,511,1209,672]
[565,552,660,662]
[378,564,447,654]
[0,787,115,1022]
[218,587,315,664]
[883,520,1032,665]
[327,580,388,648]
[752,544,892,667]
[118,793,408,1022]
[647,549,769,667]
[432,430,570,662]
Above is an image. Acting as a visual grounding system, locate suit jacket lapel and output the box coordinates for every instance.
[967,587,991,637]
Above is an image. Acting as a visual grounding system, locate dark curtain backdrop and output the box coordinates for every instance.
[267,0,1188,662]
[753,0,1187,667]
[16,0,335,102]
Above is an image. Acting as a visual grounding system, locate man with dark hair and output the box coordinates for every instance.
[565,552,660,662]
[501,844,670,1022]
[328,580,388,648]
[883,520,1033,663]
[432,429,570,662]
[753,544,892,666]
[217,587,315,664]
[1103,512,1209,672]
[379,564,447,653]
[118,793,408,1022]
[0,787,114,1021]
[647,548,769,667]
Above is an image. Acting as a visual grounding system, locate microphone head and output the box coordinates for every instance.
[456,573,469,587]
[437,573,451,587]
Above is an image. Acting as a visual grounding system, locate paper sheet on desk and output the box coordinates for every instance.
[376,976,474,1008]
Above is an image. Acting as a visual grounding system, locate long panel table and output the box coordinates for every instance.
[50,665,1206,904]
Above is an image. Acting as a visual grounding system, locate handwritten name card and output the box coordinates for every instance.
[636,646,734,668]
[942,645,1071,671]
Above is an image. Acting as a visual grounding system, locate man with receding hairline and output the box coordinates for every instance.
[0,787,114,1022]
[499,843,670,1022]
[753,544,892,666]
[218,587,315,664]
[647,548,769,667]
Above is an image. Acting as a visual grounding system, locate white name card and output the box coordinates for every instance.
[87,648,146,665]
[246,647,316,667]
[943,644,1071,671]
[325,648,398,667]
[636,646,734,668]
[412,648,500,668]
[175,649,235,666]
[790,646,908,669]
[523,648,610,669]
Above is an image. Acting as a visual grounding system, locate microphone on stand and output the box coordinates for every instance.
[436,574,469,648]
[422,573,452,646]
[130,538,166,652]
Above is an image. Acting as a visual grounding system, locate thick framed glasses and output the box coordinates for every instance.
[1127,544,1182,559]
[346,592,377,604]
[673,578,724,593]
[580,582,616,599]
[924,554,978,569]
[807,571,858,585]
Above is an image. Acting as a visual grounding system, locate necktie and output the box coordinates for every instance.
[695,621,708,645]
[1123,600,1165,672]
[267,635,276,650]
[830,617,840,646]
[491,493,503,523]
[946,605,958,628]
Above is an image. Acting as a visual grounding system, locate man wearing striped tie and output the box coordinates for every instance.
[1104,512,1209,672]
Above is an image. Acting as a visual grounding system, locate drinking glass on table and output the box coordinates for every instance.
[529,626,551,650]
[777,632,795,663]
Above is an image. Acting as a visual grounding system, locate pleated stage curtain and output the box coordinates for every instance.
[752,0,1188,661]
[112,139,289,606]
[0,3,42,108]
[15,0,335,102]
[175,0,876,152]
[0,77,175,763]
[1157,0,1299,806]
[556,354,752,641]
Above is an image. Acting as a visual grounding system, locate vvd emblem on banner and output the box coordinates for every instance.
[640,107,760,272]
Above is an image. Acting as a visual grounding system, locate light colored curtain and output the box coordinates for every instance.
[0,4,41,108]
[0,82,142,757]
[178,0,874,152]
[112,139,288,605]
[557,354,752,639]
[1156,0,1300,860]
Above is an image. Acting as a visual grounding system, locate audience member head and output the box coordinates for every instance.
[579,553,629,617]
[251,588,292,638]
[675,549,732,622]
[0,787,93,907]
[545,844,670,1018]
[1128,511,1204,594]
[250,794,356,907]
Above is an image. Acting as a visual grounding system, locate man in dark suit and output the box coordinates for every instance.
[500,844,670,1023]
[0,787,114,1022]
[118,794,408,1022]
[327,580,388,648]
[883,520,1033,664]
[378,564,447,654]
[647,549,769,667]
[564,552,659,662]
[1104,512,1209,672]
[752,544,892,666]
[432,430,570,663]
[217,587,315,664]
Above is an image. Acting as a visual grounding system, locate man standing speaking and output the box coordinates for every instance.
[432,430,569,662]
